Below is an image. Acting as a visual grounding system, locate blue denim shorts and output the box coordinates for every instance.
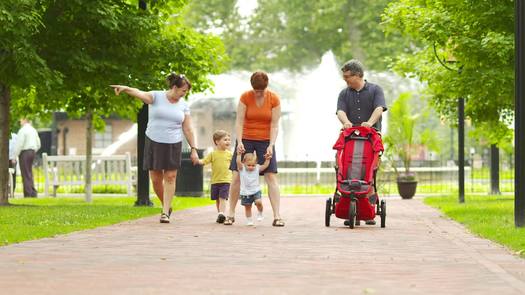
[240,191,262,206]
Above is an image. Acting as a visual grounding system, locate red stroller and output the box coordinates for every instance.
[325,126,386,228]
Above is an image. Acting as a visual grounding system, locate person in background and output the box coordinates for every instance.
[111,73,199,224]
[8,132,17,195]
[197,130,233,223]
[15,119,41,198]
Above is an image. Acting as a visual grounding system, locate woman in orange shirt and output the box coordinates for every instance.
[224,71,284,226]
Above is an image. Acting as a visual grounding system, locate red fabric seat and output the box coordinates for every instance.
[332,126,383,220]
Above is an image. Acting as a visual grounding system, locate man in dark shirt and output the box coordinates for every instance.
[336,59,387,225]
[336,59,387,130]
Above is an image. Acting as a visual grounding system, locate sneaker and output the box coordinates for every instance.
[216,213,226,224]
[246,218,254,226]
[365,219,376,225]
[160,213,170,224]
[256,211,264,222]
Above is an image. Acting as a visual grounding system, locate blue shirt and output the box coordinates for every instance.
[145,91,190,144]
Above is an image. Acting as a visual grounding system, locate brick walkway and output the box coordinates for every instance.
[1,196,525,295]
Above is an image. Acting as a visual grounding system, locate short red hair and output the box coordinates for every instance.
[250,71,269,90]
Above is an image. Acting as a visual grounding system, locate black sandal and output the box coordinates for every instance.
[223,216,235,225]
[272,219,285,227]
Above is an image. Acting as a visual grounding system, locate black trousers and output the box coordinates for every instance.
[19,150,37,197]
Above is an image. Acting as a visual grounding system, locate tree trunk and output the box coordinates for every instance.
[85,111,93,203]
[0,83,10,205]
[347,8,366,63]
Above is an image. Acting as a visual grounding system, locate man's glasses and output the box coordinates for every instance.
[343,73,357,79]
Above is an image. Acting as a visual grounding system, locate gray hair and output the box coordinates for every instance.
[341,59,364,77]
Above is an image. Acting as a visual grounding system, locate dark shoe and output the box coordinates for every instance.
[365,220,376,225]
[160,213,170,223]
[216,213,226,223]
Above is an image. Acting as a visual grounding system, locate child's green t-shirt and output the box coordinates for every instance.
[202,149,233,184]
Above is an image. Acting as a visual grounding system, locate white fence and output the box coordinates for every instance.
[42,153,133,197]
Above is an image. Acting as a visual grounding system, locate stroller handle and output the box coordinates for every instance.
[340,124,379,132]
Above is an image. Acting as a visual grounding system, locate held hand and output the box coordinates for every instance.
[190,149,199,165]
[265,145,273,158]
[343,122,353,129]
[110,85,126,96]
[237,142,245,154]
[361,122,373,128]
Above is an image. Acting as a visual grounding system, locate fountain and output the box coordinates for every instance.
[100,123,137,156]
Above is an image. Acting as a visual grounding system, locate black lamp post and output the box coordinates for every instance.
[515,0,525,227]
[433,44,465,203]
[135,0,153,207]
[458,97,465,203]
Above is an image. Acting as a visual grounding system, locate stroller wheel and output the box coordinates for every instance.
[380,200,386,228]
[325,198,332,227]
[348,199,357,229]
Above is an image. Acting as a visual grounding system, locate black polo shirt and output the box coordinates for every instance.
[336,81,387,130]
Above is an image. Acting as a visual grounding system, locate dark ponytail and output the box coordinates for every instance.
[166,73,191,90]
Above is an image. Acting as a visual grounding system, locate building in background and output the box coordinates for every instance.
[54,112,136,156]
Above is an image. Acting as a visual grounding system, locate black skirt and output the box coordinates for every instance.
[143,136,182,171]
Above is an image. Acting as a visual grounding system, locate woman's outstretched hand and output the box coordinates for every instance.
[110,85,126,96]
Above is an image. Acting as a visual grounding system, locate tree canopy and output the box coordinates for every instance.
[184,0,413,72]
[382,0,514,143]
[0,0,227,204]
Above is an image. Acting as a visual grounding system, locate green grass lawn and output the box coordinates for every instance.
[424,195,525,257]
[0,196,213,246]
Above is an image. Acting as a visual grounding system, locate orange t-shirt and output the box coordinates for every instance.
[240,90,280,141]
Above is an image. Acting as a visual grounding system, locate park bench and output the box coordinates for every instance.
[42,153,133,197]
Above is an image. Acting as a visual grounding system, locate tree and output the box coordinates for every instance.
[1,0,227,203]
[28,0,227,202]
[0,0,61,205]
[382,0,514,142]
[183,0,413,72]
